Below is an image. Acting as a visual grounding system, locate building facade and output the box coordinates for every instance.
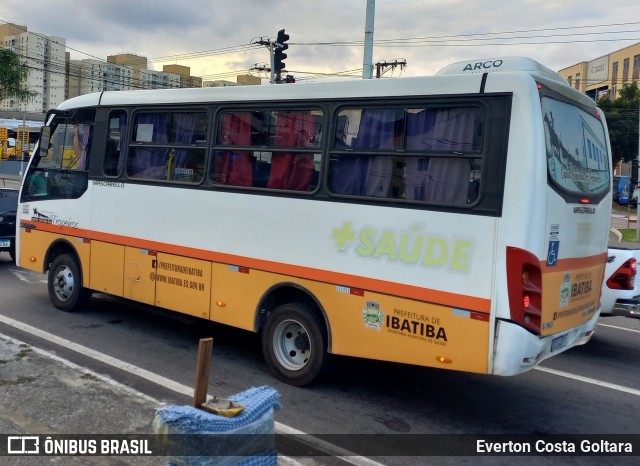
[2,25,211,113]
[1,26,66,113]
[203,74,262,87]
[558,42,640,101]
[559,42,640,177]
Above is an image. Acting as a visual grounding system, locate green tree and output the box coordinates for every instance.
[0,48,37,102]
[598,82,640,169]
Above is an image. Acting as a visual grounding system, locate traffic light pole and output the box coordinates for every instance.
[256,30,289,84]
[269,41,275,84]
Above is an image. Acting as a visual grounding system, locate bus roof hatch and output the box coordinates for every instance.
[436,57,568,86]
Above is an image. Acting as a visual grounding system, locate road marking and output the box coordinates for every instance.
[534,366,640,397]
[9,268,48,284]
[0,314,382,466]
[597,322,640,334]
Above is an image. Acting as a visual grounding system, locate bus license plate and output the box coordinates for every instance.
[551,333,568,352]
[0,239,10,248]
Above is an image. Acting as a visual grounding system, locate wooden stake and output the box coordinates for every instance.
[192,337,214,408]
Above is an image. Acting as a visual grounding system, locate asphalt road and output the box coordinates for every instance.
[1,251,639,465]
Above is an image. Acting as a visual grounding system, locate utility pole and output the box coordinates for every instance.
[253,37,275,83]
[253,29,289,84]
[375,59,407,78]
[362,0,375,79]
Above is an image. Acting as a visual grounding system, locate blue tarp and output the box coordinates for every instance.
[154,386,281,466]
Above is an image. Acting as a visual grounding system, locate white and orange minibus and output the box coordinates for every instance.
[17,57,611,386]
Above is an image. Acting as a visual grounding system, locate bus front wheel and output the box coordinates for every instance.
[48,254,91,312]
[261,303,326,387]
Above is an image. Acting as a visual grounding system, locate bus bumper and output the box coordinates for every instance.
[492,312,600,376]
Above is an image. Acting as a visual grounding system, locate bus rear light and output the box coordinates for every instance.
[606,258,637,290]
[580,198,590,204]
[436,356,452,364]
[507,247,542,334]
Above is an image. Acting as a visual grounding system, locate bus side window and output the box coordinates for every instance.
[104,111,127,177]
[266,111,319,191]
[104,139,119,176]
[329,108,400,197]
[329,106,481,205]
[212,112,254,187]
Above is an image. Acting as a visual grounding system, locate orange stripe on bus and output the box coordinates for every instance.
[22,220,492,313]
[540,253,607,272]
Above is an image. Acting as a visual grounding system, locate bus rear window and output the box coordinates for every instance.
[543,97,609,198]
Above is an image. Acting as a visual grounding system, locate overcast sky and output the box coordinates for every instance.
[1,0,639,82]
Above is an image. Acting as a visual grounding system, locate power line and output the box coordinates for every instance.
[3,17,640,93]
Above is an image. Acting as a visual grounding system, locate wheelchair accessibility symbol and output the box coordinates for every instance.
[547,240,560,266]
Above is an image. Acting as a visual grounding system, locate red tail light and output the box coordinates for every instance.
[606,258,637,290]
[506,247,542,334]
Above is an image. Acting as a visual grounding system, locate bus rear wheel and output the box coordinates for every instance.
[262,303,326,387]
[48,253,91,312]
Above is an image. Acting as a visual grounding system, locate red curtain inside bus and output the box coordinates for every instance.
[213,112,253,187]
[267,111,316,191]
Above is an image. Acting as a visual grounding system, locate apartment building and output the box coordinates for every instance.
[203,74,262,87]
[2,24,208,113]
[558,42,640,101]
[1,25,66,112]
[163,64,203,88]
[67,58,140,98]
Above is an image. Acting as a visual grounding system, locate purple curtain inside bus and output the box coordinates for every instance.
[330,109,401,196]
[330,107,478,204]
[77,125,91,170]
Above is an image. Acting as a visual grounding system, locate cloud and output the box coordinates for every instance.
[1,0,640,80]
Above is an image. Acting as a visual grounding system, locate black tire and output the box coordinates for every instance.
[261,303,327,387]
[47,253,91,312]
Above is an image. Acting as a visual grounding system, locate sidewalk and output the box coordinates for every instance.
[0,332,166,464]
[0,173,21,189]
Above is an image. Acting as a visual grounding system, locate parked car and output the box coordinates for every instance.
[0,187,18,262]
[612,175,639,207]
[600,244,640,318]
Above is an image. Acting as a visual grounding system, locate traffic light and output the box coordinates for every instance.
[274,29,289,72]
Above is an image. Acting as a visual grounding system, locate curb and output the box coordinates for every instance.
[609,228,623,242]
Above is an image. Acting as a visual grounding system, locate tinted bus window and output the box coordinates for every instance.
[210,109,323,191]
[127,111,208,183]
[329,106,484,204]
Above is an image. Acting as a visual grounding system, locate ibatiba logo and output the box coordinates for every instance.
[362,301,383,330]
[560,272,572,308]
[331,221,475,273]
